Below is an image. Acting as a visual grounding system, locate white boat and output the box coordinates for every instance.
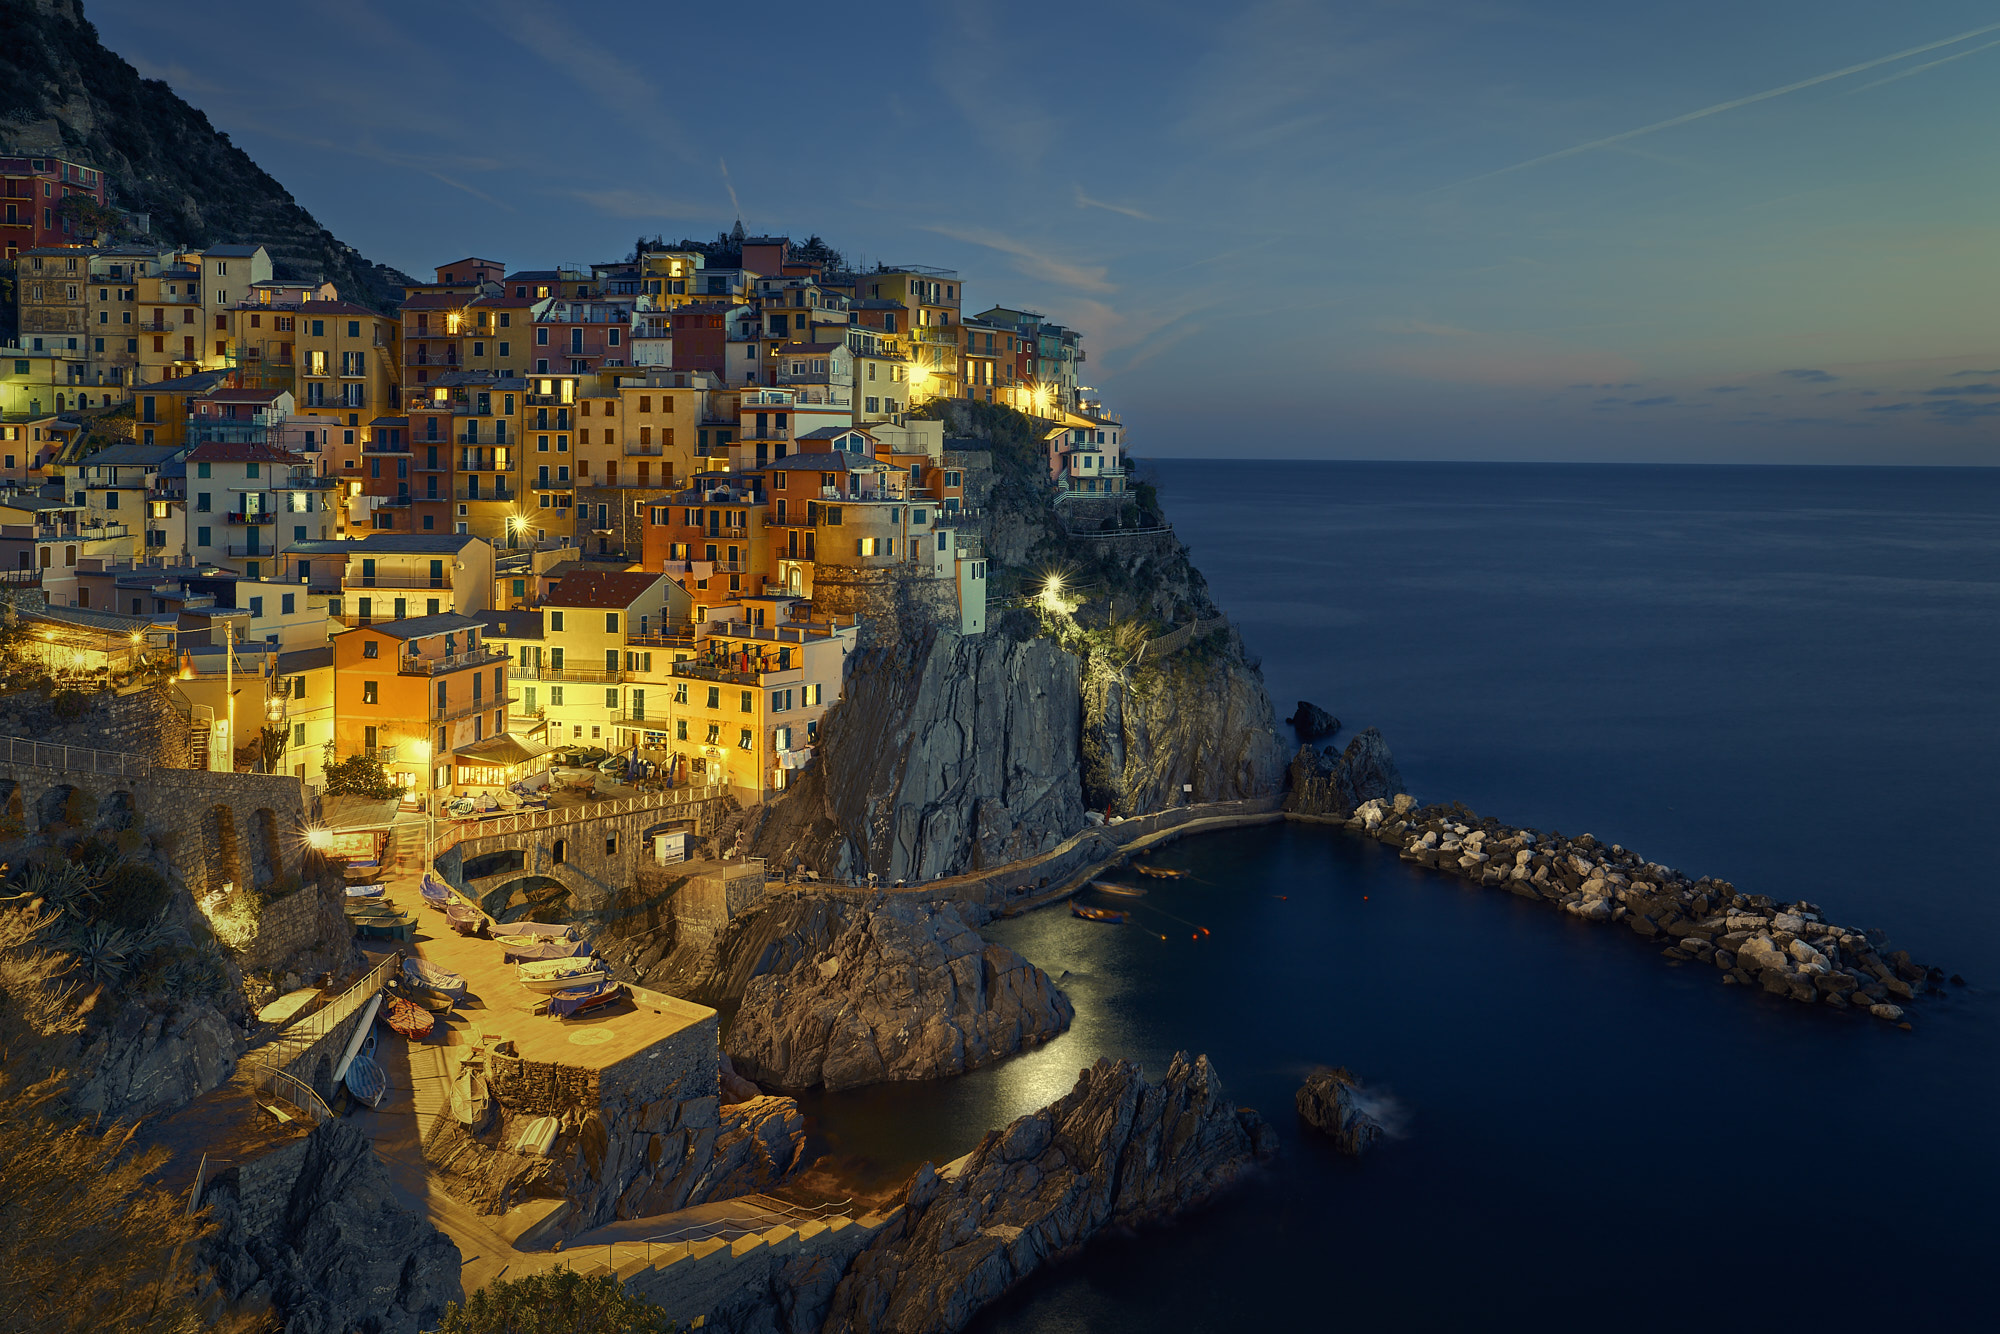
[516,957,609,994]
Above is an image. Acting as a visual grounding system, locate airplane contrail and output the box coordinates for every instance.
[1445,20,2000,189]
[1849,36,2000,92]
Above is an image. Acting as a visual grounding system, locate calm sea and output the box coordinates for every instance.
[799,462,2000,1330]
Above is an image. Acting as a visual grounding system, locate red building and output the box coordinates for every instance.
[0,155,109,259]
[669,301,735,374]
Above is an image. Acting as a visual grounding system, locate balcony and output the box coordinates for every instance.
[226,510,277,525]
[362,441,411,455]
[530,479,573,492]
[224,544,278,557]
[433,695,500,722]
[399,646,507,675]
[623,443,665,456]
[453,486,515,503]
[351,574,450,590]
[672,659,781,687]
[506,662,623,685]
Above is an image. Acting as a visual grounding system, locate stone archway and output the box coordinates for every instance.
[96,790,137,832]
[478,873,578,925]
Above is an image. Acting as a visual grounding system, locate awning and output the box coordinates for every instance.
[321,793,402,832]
[454,732,552,766]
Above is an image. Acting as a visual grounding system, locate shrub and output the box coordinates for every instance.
[95,862,172,933]
[436,1269,679,1334]
[323,754,398,799]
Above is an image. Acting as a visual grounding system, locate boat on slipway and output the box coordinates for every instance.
[1134,865,1188,880]
[401,956,468,1012]
[517,956,610,994]
[343,1034,388,1109]
[381,997,434,1042]
[1072,903,1127,924]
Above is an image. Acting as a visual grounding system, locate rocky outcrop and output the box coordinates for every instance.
[1079,642,1288,815]
[1296,1068,1383,1154]
[1351,796,1949,1020]
[726,897,1073,1091]
[819,1054,1274,1334]
[1284,726,1405,817]
[0,1,410,310]
[68,997,236,1121]
[201,1120,461,1334]
[1288,701,1340,741]
[750,630,1087,883]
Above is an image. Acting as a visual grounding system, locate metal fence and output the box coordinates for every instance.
[0,735,152,777]
[253,951,401,1069]
[247,1064,335,1125]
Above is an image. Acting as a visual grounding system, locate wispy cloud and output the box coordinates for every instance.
[1075,188,1156,222]
[1848,37,2000,92]
[918,224,1117,294]
[486,0,692,161]
[1445,20,2000,189]
[719,158,744,225]
[1781,368,1839,383]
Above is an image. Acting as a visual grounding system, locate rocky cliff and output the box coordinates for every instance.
[818,1054,1275,1334]
[201,1120,462,1334]
[725,896,1073,1091]
[750,398,1286,882]
[1284,727,1406,818]
[0,0,409,310]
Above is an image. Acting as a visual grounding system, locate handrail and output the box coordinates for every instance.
[251,1065,335,1125]
[0,734,152,777]
[254,951,400,1065]
[549,1197,858,1275]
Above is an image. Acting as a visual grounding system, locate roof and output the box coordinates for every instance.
[769,451,857,471]
[777,343,843,355]
[276,645,334,674]
[364,612,485,640]
[24,605,153,635]
[544,569,665,609]
[436,257,503,270]
[475,608,544,640]
[203,245,265,258]
[79,442,178,468]
[320,793,401,832]
[796,425,875,441]
[399,293,471,311]
[135,370,230,395]
[184,441,307,464]
[454,733,550,766]
[201,388,289,404]
[352,533,485,554]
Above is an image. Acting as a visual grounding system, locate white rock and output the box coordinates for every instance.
[1420,831,1439,848]
[1868,1004,1905,1021]
[1771,913,1806,934]
[1514,850,1534,867]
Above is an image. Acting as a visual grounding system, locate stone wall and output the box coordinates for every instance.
[671,864,766,937]
[618,1212,893,1332]
[807,565,963,648]
[488,1055,603,1118]
[0,681,198,767]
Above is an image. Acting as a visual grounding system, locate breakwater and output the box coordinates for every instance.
[1342,795,1950,1021]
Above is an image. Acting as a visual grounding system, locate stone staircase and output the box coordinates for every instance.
[709,796,749,859]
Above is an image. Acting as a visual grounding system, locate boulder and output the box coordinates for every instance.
[1295,1068,1385,1154]
[726,897,1073,1091]
[820,1054,1272,1334]
[1287,701,1340,741]
[1737,935,1790,976]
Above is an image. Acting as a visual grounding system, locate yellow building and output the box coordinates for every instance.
[862,267,962,403]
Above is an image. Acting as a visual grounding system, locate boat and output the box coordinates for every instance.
[402,956,468,1011]
[1089,880,1147,897]
[546,978,624,1020]
[1072,903,1127,924]
[517,957,608,994]
[343,882,385,899]
[1135,865,1188,879]
[419,873,455,911]
[381,997,434,1041]
[496,922,575,941]
[450,1064,490,1127]
[446,902,487,936]
[500,936,592,964]
[343,1033,388,1109]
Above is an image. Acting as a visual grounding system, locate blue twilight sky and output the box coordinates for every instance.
[89,0,2000,464]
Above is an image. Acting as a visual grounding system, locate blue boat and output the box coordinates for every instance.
[419,873,455,911]
[546,979,623,1020]
[401,956,467,1011]
[344,1033,387,1108]
[343,882,385,899]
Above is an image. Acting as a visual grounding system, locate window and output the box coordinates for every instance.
[605,612,619,633]
[550,686,564,706]
[197,462,210,478]
[676,719,687,741]
[363,681,378,704]
[604,687,619,710]
[363,640,378,658]
[249,596,263,616]
[196,526,211,547]
[673,683,687,704]
[550,610,564,632]
[740,690,753,713]
[705,723,720,743]
[705,686,720,709]
[738,727,753,751]
[605,834,619,856]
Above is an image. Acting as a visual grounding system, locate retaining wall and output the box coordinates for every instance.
[615,1210,894,1326]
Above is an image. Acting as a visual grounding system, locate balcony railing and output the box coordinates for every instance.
[224,544,277,557]
[505,663,623,684]
[453,486,515,502]
[672,659,774,687]
[351,574,450,590]
[399,647,506,675]
[530,479,574,491]
[433,695,500,722]
[226,511,277,525]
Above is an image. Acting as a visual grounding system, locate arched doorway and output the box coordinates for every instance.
[480,875,572,925]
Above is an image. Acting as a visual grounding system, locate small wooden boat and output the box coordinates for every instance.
[419,872,455,911]
[381,997,434,1041]
[344,1034,387,1109]
[517,957,608,994]
[1072,903,1126,924]
[496,922,575,941]
[501,936,592,964]
[446,902,487,936]
[545,978,624,1020]
[1135,865,1187,879]
[402,956,468,1011]
[343,882,385,899]
[1089,880,1147,897]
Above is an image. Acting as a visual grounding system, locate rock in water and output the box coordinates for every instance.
[1296,1068,1384,1155]
[820,1054,1275,1334]
[726,898,1073,1090]
[1288,700,1341,741]
[1284,726,1407,817]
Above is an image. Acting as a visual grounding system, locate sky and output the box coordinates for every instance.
[88,0,2000,464]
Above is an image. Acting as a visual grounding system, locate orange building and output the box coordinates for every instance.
[331,611,511,804]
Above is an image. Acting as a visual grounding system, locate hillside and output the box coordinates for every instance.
[0,0,409,310]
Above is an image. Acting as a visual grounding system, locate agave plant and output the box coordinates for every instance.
[157,952,228,1004]
[20,860,104,924]
[67,922,136,986]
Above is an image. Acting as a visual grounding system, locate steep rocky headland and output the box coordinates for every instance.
[725,896,1073,1091]
[0,0,410,311]
[818,1054,1275,1334]
[750,399,1288,884]
[1296,1068,1385,1155]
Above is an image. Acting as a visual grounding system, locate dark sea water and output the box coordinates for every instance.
[800,462,2000,1331]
